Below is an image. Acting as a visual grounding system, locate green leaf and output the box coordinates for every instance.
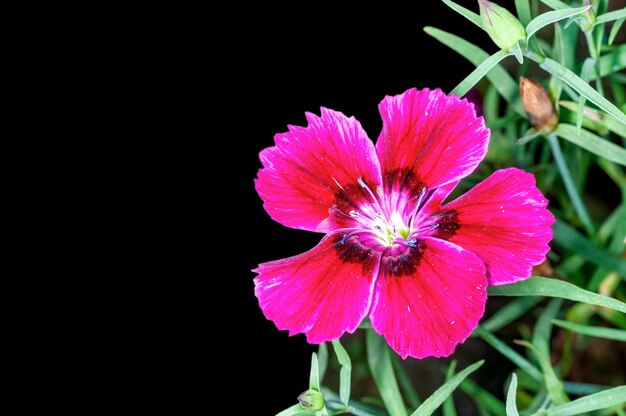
[526,5,590,40]
[332,340,351,408]
[441,0,483,29]
[488,276,626,313]
[547,133,595,236]
[540,0,568,10]
[516,340,569,405]
[545,386,626,416]
[598,204,625,245]
[309,353,321,390]
[366,331,407,416]
[505,374,520,416]
[474,326,543,382]
[442,361,458,416]
[424,27,526,117]
[555,123,626,166]
[598,45,626,78]
[451,50,513,97]
[577,58,596,134]
[559,100,626,137]
[532,299,562,359]
[480,297,543,333]
[410,361,484,416]
[515,0,532,27]
[323,389,389,416]
[535,56,626,125]
[317,343,328,383]
[459,378,506,416]
[549,22,565,103]
[562,381,611,395]
[552,319,626,342]
[392,355,421,409]
[609,17,625,45]
[553,220,626,278]
[595,8,626,25]
[516,130,542,145]
[276,404,315,416]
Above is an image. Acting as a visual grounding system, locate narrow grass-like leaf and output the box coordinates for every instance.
[366,331,407,416]
[276,404,314,416]
[609,17,625,45]
[452,50,513,97]
[547,133,595,235]
[317,343,328,383]
[598,45,626,78]
[474,326,543,381]
[532,299,562,359]
[481,297,543,333]
[332,340,351,408]
[506,374,520,416]
[549,23,565,103]
[577,58,596,133]
[553,220,626,278]
[516,340,569,405]
[552,319,626,341]
[443,361,458,416]
[310,353,321,390]
[459,378,506,416]
[441,0,483,29]
[559,101,626,137]
[540,0,568,10]
[595,8,626,25]
[488,276,626,313]
[597,160,626,189]
[392,355,421,409]
[512,42,525,64]
[562,381,610,395]
[533,55,626,124]
[598,204,625,244]
[515,0,532,26]
[323,389,389,416]
[516,129,542,145]
[484,83,500,123]
[424,27,526,116]
[545,386,626,416]
[519,387,549,416]
[528,299,569,406]
[410,361,484,416]
[526,5,590,40]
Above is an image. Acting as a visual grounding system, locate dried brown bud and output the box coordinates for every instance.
[519,77,558,132]
[531,259,553,277]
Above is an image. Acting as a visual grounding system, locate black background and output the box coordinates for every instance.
[224,1,510,413]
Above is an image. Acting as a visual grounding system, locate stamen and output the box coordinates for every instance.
[356,176,388,221]
[407,186,429,227]
[349,210,360,217]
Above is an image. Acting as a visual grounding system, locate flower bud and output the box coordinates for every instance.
[298,389,325,411]
[519,77,558,132]
[479,0,527,51]
[578,0,595,32]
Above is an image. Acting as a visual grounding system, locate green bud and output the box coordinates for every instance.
[479,0,527,51]
[298,389,325,411]
[578,0,595,32]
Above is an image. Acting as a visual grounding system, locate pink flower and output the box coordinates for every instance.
[254,88,554,359]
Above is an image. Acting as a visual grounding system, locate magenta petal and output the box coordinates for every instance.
[376,88,489,191]
[369,238,487,359]
[440,168,555,285]
[256,108,382,233]
[254,235,381,343]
